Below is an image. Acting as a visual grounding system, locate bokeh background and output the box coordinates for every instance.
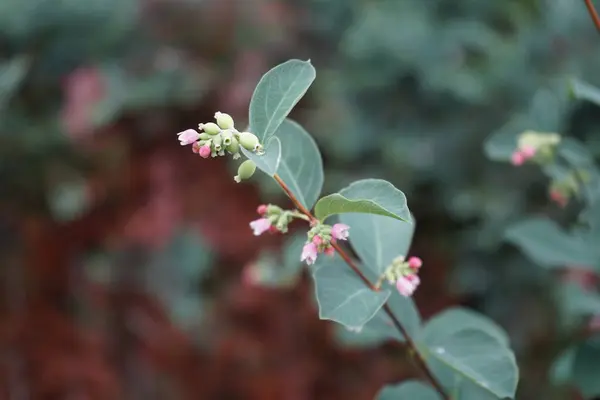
[1,0,600,398]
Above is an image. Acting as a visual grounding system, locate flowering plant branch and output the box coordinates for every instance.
[177,59,519,400]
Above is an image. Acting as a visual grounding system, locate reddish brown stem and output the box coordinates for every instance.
[585,0,600,32]
[272,173,450,400]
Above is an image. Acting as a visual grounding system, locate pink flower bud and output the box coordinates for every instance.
[550,189,568,207]
[268,226,279,234]
[511,151,525,166]
[199,145,211,158]
[301,242,318,265]
[192,142,200,154]
[521,145,536,159]
[324,246,335,257]
[257,204,268,215]
[396,274,420,297]
[331,223,350,241]
[407,256,423,270]
[249,218,271,236]
[177,129,201,146]
[312,235,323,246]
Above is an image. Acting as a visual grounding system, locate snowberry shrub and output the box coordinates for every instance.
[177,59,519,400]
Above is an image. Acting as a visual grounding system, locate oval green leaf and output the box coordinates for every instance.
[249,59,316,143]
[505,217,598,268]
[275,119,324,209]
[419,328,519,399]
[314,179,411,222]
[312,256,390,330]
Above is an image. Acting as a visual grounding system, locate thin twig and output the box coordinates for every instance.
[585,0,600,32]
[272,173,450,400]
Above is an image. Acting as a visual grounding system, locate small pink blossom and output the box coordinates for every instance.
[511,151,525,166]
[198,145,211,158]
[312,235,323,246]
[249,218,271,236]
[177,129,200,146]
[257,204,268,215]
[550,189,568,207]
[408,256,422,270]
[396,274,420,297]
[331,223,350,241]
[268,225,279,234]
[301,242,318,265]
[324,246,335,257]
[521,145,536,158]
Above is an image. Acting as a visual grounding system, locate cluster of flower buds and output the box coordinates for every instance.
[378,255,423,297]
[548,170,587,208]
[301,223,350,265]
[177,112,264,160]
[249,204,295,236]
[511,130,561,166]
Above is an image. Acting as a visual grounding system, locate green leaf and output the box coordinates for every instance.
[550,346,575,385]
[421,308,510,348]
[376,381,442,400]
[340,212,415,275]
[249,59,316,142]
[241,136,281,176]
[505,218,598,269]
[572,338,600,398]
[314,179,411,223]
[0,56,29,110]
[560,283,600,318]
[558,138,595,167]
[569,78,600,107]
[483,116,525,162]
[312,256,390,329]
[419,328,519,399]
[275,119,324,209]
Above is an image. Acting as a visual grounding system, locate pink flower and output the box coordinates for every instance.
[396,274,420,297]
[407,256,422,270]
[257,204,268,215]
[198,145,211,158]
[301,242,318,265]
[331,223,350,241]
[550,189,568,207]
[521,145,536,158]
[511,151,525,166]
[312,235,323,246]
[177,129,200,146]
[324,246,335,257]
[249,218,271,236]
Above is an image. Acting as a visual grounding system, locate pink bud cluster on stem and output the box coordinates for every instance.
[511,145,536,166]
[270,173,449,400]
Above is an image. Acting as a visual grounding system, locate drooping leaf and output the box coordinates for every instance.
[314,179,411,222]
[505,217,598,269]
[421,308,510,348]
[312,256,390,329]
[275,119,324,209]
[249,59,316,142]
[419,328,519,399]
[241,136,281,176]
[376,380,442,400]
[340,212,415,275]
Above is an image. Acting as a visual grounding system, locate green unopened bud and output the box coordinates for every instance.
[212,134,222,152]
[215,112,234,130]
[234,160,256,183]
[221,130,233,146]
[238,132,261,152]
[276,214,289,233]
[227,136,240,152]
[201,122,221,135]
[199,132,211,140]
